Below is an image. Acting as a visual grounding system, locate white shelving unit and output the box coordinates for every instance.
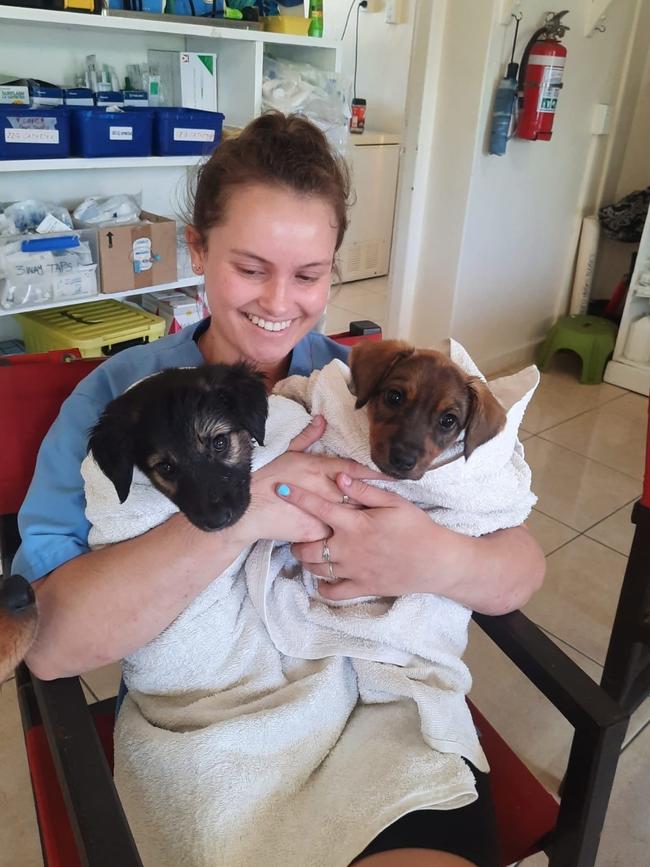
[604,208,650,396]
[0,5,341,338]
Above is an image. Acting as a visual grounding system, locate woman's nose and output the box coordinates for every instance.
[258,277,289,316]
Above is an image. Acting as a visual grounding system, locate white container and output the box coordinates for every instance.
[624,313,650,363]
[148,50,217,113]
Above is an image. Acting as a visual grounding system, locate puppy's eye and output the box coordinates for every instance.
[439,413,458,430]
[384,388,403,407]
[155,461,176,479]
[213,434,229,452]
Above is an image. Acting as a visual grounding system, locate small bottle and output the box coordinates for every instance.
[350,98,366,134]
[308,0,323,38]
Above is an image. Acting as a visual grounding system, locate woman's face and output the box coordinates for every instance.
[188,183,338,375]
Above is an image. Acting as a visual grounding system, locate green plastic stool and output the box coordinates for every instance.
[537,314,618,384]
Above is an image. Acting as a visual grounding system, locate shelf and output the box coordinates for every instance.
[0,5,339,50]
[0,276,203,317]
[0,155,204,173]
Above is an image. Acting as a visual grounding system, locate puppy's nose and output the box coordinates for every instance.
[0,575,35,612]
[388,444,419,473]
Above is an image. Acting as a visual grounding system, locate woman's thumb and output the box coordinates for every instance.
[287,415,326,452]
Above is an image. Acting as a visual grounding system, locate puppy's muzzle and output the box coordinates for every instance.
[0,574,35,612]
[388,442,420,474]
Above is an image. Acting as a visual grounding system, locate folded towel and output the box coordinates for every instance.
[83,340,538,867]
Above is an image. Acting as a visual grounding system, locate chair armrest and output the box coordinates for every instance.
[472,610,626,731]
[30,672,143,867]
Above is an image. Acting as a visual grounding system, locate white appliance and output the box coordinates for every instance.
[604,206,650,395]
[339,131,401,283]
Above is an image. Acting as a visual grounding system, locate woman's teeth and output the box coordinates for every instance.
[246,314,292,332]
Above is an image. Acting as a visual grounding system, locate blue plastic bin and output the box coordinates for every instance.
[152,108,224,157]
[70,108,153,158]
[0,106,70,160]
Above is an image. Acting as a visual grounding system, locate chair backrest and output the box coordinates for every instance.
[601,395,650,713]
[0,350,104,516]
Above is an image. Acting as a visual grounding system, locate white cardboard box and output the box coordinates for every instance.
[141,289,205,334]
[148,50,217,112]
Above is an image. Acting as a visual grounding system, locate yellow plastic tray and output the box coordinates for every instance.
[19,299,166,358]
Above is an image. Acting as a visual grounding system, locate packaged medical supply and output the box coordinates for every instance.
[148,50,218,112]
[0,200,73,236]
[73,195,141,228]
[0,231,99,310]
[96,212,177,293]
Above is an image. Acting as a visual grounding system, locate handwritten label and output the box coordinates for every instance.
[5,128,59,145]
[173,127,215,143]
[109,126,133,141]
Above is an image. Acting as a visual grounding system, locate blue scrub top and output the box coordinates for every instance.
[13,319,350,583]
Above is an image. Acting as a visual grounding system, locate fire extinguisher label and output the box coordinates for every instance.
[530,53,565,114]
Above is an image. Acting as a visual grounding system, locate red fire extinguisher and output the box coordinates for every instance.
[517,10,569,142]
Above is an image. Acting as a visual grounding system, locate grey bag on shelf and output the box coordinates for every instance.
[598,186,650,243]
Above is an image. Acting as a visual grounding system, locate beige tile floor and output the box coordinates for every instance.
[1,302,648,866]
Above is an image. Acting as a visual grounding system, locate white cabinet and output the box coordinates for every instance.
[0,6,341,338]
[339,131,401,283]
[604,208,650,396]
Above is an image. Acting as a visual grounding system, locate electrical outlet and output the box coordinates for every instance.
[385,0,403,25]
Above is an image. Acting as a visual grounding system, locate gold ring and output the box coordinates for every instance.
[322,540,331,563]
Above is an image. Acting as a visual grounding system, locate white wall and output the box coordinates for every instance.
[322,0,415,133]
[394,0,641,371]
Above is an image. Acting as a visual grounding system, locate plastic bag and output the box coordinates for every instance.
[0,232,98,310]
[262,56,352,154]
[73,194,141,228]
[0,199,73,236]
[598,186,650,243]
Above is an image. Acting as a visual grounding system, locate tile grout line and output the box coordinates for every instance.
[580,496,639,534]
[621,717,650,754]
[526,389,633,437]
[80,676,100,703]
[536,623,605,669]
[534,431,644,483]
[533,496,639,538]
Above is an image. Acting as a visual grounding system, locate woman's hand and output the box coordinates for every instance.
[281,474,545,613]
[282,474,450,600]
[236,417,383,548]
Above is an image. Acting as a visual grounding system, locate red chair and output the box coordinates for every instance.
[0,325,629,867]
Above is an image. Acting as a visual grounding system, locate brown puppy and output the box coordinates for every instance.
[349,340,506,480]
[0,574,37,683]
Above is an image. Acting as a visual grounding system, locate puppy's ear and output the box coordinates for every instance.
[349,340,415,409]
[464,379,507,459]
[225,364,269,446]
[87,399,138,504]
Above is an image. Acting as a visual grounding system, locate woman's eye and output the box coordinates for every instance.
[439,413,458,430]
[155,461,176,478]
[213,434,229,452]
[384,388,403,407]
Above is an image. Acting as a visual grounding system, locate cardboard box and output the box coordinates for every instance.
[148,50,217,112]
[141,288,205,333]
[97,212,177,294]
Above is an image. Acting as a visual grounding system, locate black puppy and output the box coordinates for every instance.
[88,363,268,532]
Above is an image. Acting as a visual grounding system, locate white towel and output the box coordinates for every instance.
[83,340,538,867]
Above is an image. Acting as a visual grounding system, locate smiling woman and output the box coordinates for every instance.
[13,111,544,867]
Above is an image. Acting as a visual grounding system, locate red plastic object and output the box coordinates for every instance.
[0,350,103,513]
[469,702,559,864]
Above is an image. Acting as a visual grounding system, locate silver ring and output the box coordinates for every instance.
[341,494,351,505]
[322,540,331,563]
[327,561,337,582]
